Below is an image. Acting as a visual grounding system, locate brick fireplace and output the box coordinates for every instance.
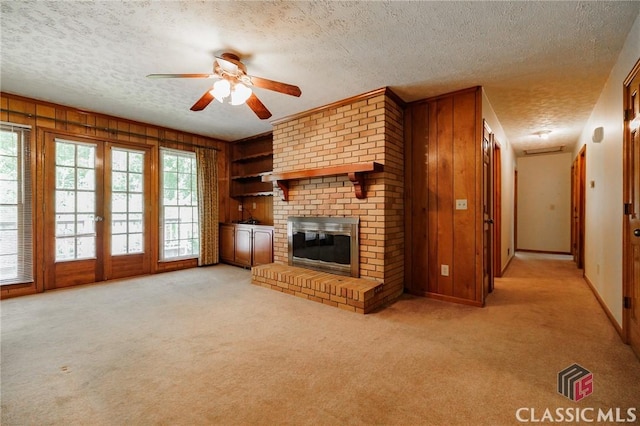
[251,88,404,313]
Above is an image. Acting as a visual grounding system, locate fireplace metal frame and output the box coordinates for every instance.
[287,216,359,277]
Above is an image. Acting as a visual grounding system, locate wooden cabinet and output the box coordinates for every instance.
[234,226,253,266]
[231,134,273,198]
[220,224,236,263]
[252,227,274,266]
[219,223,273,267]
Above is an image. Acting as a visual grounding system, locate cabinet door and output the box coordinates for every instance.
[235,227,252,266]
[253,227,273,266]
[220,225,236,263]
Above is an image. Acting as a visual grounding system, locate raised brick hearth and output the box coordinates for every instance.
[252,264,385,314]
[251,88,405,314]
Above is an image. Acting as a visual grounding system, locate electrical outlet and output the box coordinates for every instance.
[441,264,449,276]
[238,204,243,211]
[252,202,257,209]
[455,199,467,210]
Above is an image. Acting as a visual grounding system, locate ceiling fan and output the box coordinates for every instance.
[147,53,301,120]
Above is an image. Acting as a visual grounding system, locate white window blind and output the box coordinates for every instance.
[0,123,33,285]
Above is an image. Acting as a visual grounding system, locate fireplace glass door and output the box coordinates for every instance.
[288,217,359,277]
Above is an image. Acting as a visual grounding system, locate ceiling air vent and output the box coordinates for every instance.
[523,145,565,156]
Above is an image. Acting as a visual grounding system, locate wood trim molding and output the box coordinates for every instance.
[271,87,404,126]
[264,162,383,201]
[406,85,482,107]
[0,92,228,149]
[516,249,572,255]
[583,274,624,340]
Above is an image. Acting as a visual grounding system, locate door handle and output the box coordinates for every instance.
[634,229,640,237]
[485,219,494,224]
[94,216,104,222]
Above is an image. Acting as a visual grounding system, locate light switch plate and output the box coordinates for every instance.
[441,264,449,276]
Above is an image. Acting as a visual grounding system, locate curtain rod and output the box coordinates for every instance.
[1,108,221,151]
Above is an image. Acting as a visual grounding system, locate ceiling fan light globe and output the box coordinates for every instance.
[211,79,231,102]
[230,82,252,106]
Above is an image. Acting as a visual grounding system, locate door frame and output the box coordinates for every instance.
[623,58,640,350]
[571,145,586,270]
[43,132,105,290]
[493,140,502,277]
[42,130,155,289]
[482,120,494,295]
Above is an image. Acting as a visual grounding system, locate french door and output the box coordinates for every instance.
[43,133,152,290]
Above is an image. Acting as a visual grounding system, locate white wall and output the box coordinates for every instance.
[517,153,572,253]
[574,12,640,327]
[483,91,516,273]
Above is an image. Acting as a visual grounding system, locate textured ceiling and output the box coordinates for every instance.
[1,1,638,155]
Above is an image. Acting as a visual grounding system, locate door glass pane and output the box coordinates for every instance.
[111,148,145,255]
[55,214,75,236]
[112,171,127,191]
[77,168,94,190]
[56,166,75,189]
[56,237,75,261]
[77,145,95,168]
[77,192,95,213]
[54,140,96,262]
[77,214,95,235]
[112,234,127,255]
[55,190,75,213]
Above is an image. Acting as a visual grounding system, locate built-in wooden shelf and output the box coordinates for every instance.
[233,191,273,197]
[262,162,383,201]
[231,171,272,181]
[233,152,273,162]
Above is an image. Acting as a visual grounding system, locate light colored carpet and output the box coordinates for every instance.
[1,252,639,425]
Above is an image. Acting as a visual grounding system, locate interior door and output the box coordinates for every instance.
[482,121,494,296]
[575,146,586,270]
[571,160,577,262]
[44,133,152,289]
[493,141,502,278]
[624,59,640,359]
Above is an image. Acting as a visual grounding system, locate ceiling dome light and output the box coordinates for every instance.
[230,82,252,106]
[210,79,231,102]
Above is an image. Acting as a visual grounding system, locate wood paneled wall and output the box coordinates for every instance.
[0,92,232,298]
[404,87,484,306]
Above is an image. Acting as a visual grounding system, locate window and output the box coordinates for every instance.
[160,149,199,260]
[0,124,33,285]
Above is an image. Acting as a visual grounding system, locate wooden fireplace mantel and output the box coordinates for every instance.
[262,162,384,201]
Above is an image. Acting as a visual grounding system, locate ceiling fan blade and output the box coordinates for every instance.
[190,90,215,111]
[246,93,272,120]
[249,76,301,97]
[147,73,213,79]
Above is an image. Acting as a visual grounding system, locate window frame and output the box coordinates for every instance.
[159,148,199,261]
[0,122,33,286]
